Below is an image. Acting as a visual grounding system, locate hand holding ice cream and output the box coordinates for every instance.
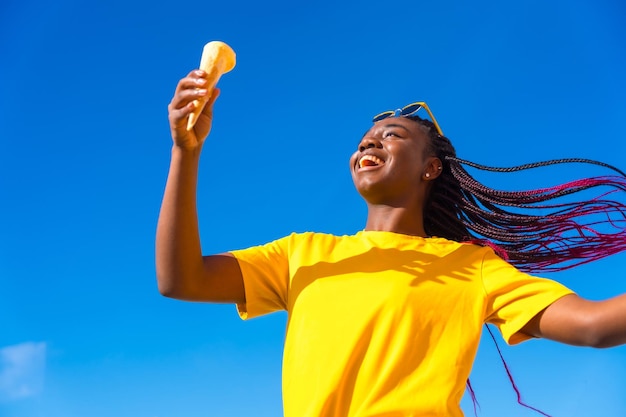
[186,41,236,131]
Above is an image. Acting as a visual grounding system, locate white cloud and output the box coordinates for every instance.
[0,342,46,402]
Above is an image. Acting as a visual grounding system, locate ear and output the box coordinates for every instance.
[422,157,443,181]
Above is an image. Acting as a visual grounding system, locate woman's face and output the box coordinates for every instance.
[349,117,437,205]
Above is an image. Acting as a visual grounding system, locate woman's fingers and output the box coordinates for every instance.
[193,88,220,135]
[168,70,223,149]
[170,72,208,109]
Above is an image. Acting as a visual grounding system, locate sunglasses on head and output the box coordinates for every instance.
[372,101,444,137]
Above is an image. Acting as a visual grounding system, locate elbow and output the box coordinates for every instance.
[583,330,617,349]
[155,256,193,299]
[577,316,618,349]
[155,268,183,299]
[156,273,176,298]
[584,336,612,349]
[157,283,175,298]
[156,267,202,301]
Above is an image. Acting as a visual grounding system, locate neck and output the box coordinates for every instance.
[363,203,427,237]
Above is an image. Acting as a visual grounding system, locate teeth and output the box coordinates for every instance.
[359,155,384,168]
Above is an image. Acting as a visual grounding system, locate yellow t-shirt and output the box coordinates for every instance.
[231,231,573,417]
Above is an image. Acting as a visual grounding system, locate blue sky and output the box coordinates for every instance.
[1,0,626,416]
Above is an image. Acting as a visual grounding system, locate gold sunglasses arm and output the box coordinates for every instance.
[421,104,444,137]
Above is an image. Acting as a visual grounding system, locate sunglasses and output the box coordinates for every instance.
[372,101,444,137]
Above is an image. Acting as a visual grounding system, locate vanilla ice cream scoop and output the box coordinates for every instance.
[186,41,236,131]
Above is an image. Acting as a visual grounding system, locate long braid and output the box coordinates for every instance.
[407,115,626,416]
[410,115,626,274]
[421,131,471,242]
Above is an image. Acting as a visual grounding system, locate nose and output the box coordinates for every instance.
[358,136,382,152]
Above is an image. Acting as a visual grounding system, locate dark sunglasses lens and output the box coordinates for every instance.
[372,111,393,123]
[400,103,423,117]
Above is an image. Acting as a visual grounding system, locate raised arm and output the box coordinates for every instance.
[522,293,626,348]
[155,70,245,303]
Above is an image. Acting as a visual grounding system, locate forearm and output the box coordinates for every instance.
[156,145,205,298]
[159,77,244,302]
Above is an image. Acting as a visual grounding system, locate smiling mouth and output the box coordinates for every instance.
[358,154,385,169]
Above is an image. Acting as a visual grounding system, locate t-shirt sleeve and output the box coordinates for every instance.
[230,235,291,320]
[480,248,575,345]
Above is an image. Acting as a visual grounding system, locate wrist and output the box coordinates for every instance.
[171,143,203,162]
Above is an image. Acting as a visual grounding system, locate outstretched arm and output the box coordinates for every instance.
[155,70,245,303]
[522,293,626,348]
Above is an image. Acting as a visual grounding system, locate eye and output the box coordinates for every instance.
[383,130,401,138]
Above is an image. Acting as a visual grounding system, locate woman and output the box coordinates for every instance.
[156,69,626,417]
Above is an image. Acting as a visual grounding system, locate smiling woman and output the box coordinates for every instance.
[156,69,626,417]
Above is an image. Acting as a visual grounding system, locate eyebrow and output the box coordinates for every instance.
[361,123,411,139]
[381,123,411,132]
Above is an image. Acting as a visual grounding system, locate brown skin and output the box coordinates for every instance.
[522,293,626,348]
[157,71,626,347]
[350,118,442,237]
[156,69,245,303]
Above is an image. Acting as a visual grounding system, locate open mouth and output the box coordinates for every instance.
[358,154,385,169]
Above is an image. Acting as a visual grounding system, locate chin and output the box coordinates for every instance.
[355,183,389,204]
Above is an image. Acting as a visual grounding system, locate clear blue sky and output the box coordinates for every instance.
[1,0,626,416]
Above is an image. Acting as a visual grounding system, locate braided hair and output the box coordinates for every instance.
[409,116,626,273]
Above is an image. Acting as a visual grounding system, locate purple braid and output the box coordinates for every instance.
[408,116,626,273]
